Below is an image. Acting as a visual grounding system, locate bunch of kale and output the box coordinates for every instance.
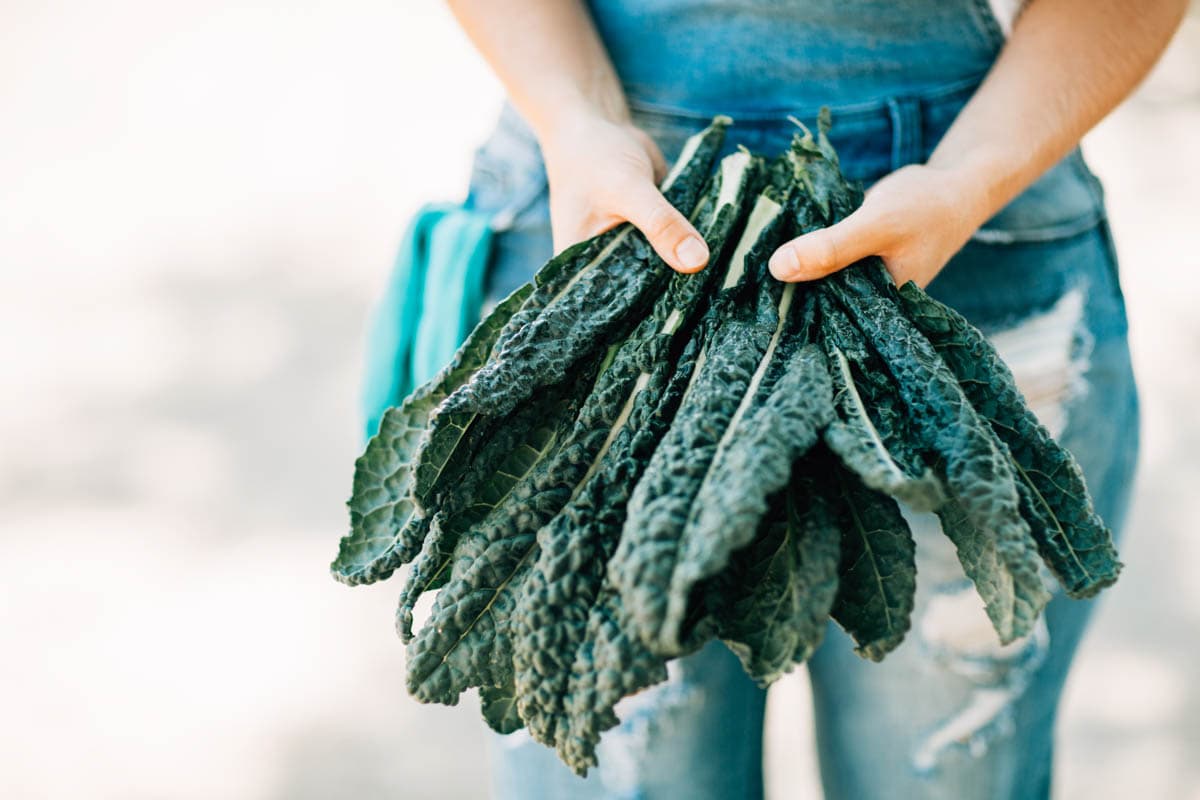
[330,115,1120,775]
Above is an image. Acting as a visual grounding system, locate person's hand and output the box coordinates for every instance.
[767,163,987,288]
[539,113,711,273]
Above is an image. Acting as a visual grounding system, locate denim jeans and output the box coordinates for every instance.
[463,4,1140,797]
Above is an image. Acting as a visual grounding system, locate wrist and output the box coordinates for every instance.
[927,140,1035,233]
[923,153,1006,235]
[526,85,630,148]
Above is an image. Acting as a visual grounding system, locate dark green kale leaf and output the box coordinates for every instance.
[509,165,760,770]
[556,546,719,776]
[818,295,947,511]
[713,461,842,684]
[403,357,604,704]
[791,118,1051,644]
[405,234,615,513]
[895,280,1121,598]
[480,678,523,735]
[827,267,1051,643]
[511,316,708,751]
[827,457,917,661]
[786,469,846,664]
[332,285,532,586]
[609,194,794,656]
[395,375,589,643]
[408,125,741,515]
[405,152,760,713]
[662,341,834,652]
[555,584,669,775]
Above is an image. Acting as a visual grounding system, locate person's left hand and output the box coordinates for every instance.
[767,163,987,289]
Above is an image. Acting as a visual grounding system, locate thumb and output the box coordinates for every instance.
[768,206,887,282]
[623,182,709,273]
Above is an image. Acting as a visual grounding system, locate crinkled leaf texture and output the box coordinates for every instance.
[895,280,1121,598]
[509,166,759,770]
[332,285,531,585]
[610,197,794,656]
[405,150,759,730]
[827,456,917,660]
[510,244,725,752]
[715,463,842,684]
[662,341,834,651]
[408,120,735,517]
[796,122,1053,644]
[820,308,947,513]
[397,344,621,638]
[830,267,1046,642]
[549,333,711,773]
[409,232,622,513]
[394,379,582,643]
[403,354,610,704]
[825,266,1051,644]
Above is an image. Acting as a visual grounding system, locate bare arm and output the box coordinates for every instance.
[769,0,1188,286]
[446,0,711,273]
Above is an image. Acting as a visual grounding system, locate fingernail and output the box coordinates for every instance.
[769,247,799,280]
[675,236,709,272]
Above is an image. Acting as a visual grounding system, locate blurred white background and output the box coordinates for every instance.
[2,2,1198,798]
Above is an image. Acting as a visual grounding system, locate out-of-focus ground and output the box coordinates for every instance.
[1,3,1197,798]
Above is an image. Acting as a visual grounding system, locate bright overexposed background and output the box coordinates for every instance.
[2,3,1198,798]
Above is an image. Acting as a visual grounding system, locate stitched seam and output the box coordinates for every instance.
[973,210,1105,244]
[968,0,1008,50]
[626,73,988,126]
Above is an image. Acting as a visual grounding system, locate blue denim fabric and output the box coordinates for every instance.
[586,0,1007,113]
[462,4,1140,798]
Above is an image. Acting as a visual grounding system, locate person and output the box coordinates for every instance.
[440,1,1185,798]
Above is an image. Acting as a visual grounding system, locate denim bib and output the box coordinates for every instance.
[585,0,1103,246]
[586,0,1007,113]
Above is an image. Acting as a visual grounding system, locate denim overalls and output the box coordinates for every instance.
[463,2,1140,797]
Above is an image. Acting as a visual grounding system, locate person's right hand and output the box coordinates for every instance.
[538,113,711,274]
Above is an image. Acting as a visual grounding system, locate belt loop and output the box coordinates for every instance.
[885,97,923,171]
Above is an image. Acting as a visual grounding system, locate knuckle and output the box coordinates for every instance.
[810,230,841,274]
[782,240,804,267]
[641,202,684,242]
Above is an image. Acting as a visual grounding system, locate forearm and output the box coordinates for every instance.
[445,0,628,139]
[770,0,1185,286]
[931,0,1187,226]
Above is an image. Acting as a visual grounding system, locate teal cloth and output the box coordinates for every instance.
[361,202,493,440]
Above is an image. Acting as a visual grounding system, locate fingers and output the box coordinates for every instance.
[623,182,709,273]
[768,206,889,282]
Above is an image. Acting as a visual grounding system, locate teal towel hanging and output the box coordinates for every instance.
[412,209,493,388]
[360,203,493,440]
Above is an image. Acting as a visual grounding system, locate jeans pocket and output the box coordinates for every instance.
[972,149,1107,245]
[929,218,1128,338]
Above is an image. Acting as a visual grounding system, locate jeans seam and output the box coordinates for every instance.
[886,97,923,170]
[625,72,988,127]
[968,0,1008,50]
[1093,216,1131,318]
[972,209,1106,244]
